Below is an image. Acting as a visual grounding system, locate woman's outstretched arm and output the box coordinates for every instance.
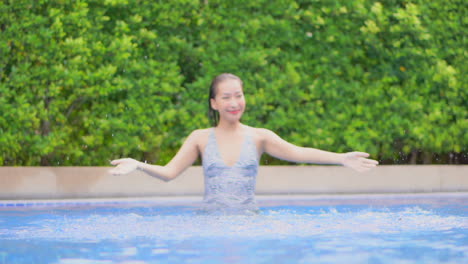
[259,128,378,172]
[109,130,202,181]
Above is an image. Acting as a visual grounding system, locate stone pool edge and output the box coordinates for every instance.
[0,165,467,200]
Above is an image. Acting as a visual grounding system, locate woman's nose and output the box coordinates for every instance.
[228,98,237,106]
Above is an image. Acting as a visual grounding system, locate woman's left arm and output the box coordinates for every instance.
[259,128,378,172]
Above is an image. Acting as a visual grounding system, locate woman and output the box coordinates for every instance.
[110,73,378,210]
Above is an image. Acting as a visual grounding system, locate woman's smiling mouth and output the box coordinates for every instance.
[228,110,241,115]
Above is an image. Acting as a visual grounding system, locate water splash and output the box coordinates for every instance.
[2,203,467,264]
[3,206,467,242]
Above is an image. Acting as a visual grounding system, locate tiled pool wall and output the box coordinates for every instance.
[1,165,467,200]
[2,193,468,209]
[0,196,202,208]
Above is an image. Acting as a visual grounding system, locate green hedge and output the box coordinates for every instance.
[1,0,466,165]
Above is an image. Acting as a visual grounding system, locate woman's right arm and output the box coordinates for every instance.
[109,130,202,181]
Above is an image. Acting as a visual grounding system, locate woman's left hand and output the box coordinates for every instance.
[342,152,379,172]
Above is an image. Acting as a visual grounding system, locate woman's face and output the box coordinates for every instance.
[210,79,245,124]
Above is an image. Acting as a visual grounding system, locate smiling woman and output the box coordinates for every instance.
[110,73,379,212]
[208,73,245,126]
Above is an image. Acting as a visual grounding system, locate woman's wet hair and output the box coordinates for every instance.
[208,73,243,126]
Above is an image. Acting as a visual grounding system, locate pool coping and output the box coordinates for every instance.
[1,165,467,200]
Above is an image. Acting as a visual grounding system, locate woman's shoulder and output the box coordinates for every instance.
[244,125,276,139]
[189,128,212,138]
[244,125,272,133]
[186,128,214,145]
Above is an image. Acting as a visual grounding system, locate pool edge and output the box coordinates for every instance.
[1,165,467,200]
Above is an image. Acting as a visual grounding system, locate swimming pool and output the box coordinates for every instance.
[1,193,467,264]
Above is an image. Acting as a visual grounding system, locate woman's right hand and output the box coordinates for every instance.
[109,158,140,175]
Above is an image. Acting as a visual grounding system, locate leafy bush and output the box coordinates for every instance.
[1,0,466,165]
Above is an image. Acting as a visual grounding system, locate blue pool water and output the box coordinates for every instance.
[1,194,467,264]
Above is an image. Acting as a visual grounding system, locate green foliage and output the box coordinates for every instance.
[1,0,466,165]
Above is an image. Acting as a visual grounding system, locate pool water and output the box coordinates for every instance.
[1,194,467,264]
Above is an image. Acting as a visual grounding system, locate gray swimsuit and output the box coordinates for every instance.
[202,128,259,212]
